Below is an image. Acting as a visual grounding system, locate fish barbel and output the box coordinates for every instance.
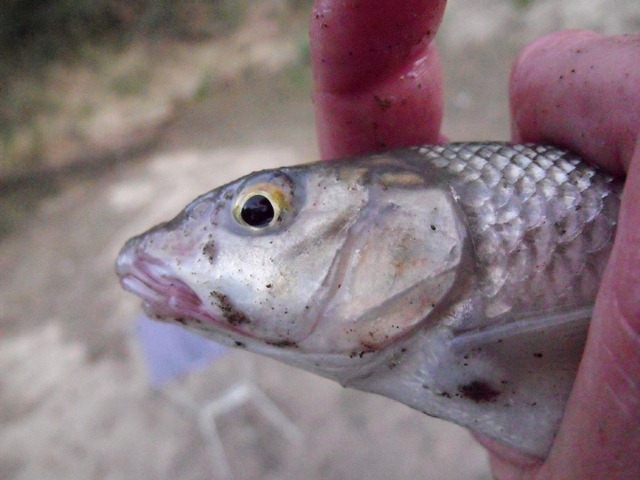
[116,142,621,457]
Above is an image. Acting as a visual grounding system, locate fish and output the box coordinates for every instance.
[116,142,622,457]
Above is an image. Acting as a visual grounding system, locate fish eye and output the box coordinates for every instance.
[233,183,289,230]
[240,194,275,227]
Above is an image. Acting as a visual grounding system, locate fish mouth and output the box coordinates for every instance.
[116,248,218,327]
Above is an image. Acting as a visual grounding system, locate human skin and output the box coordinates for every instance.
[310,2,640,479]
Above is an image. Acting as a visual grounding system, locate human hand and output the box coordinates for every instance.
[481,31,640,479]
[310,2,640,478]
[310,0,446,159]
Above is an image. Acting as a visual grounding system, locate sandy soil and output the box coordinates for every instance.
[1,2,637,479]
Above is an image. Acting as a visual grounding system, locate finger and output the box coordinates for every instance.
[510,31,640,175]
[471,433,541,480]
[488,454,538,480]
[509,31,640,478]
[310,0,446,159]
[541,145,640,479]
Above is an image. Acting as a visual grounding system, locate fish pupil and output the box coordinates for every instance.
[241,194,275,227]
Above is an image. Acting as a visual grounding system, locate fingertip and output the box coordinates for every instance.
[509,31,640,174]
[509,30,602,138]
[608,143,640,324]
[511,30,602,80]
[314,33,444,159]
[310,0,446,158]
[471,432,543,468]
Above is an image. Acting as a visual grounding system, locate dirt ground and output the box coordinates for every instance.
[1,2,638,479]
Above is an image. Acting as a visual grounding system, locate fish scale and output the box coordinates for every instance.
[418,143,620,319]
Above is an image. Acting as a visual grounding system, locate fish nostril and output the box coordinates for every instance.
[186,200,209,219]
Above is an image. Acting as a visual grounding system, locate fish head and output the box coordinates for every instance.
[117,155,465,379]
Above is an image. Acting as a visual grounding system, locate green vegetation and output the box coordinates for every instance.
[110,69,152,97]
[0,0,246,71]
[512,0,534,9]
[0,0,314,240]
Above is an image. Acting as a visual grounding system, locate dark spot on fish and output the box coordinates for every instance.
[175,317,187,326]
[438,391,452,399]
[210,291,251,326]
[234,341,246,348]
[349,347,374,359]
[214,201,225,215]
[388,349,407,369]
[458,381,500,403]
[533,352,544,358]
[430,224,436,231]
[226,311,249,326]
[224,191,233,200]
[267,339,298,348]
[202,241,216,263]
[373,95,393,111]
[265,284,272,289]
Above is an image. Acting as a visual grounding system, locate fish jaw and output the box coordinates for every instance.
[116,227,306,352]
[117,233,226,331]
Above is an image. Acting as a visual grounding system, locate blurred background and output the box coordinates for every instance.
[1,1,638,479]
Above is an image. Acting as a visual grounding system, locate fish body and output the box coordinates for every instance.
[117,142,621,457]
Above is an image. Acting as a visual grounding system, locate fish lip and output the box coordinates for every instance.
[119,256,388,364]
[117,250,219,326]
[119,269,209,323]
[117,252,260,340]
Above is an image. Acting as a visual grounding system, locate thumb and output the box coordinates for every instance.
[542,143,640,479]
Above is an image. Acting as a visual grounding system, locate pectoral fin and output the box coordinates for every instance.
[449,306,592,353]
